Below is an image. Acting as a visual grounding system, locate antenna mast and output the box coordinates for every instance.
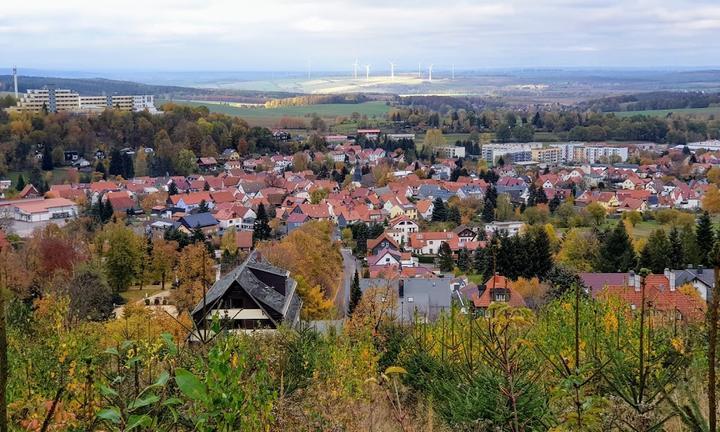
[12,66,18,99]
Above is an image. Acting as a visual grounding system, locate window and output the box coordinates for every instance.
[408,297,414,303]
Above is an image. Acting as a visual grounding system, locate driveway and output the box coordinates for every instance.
[337,247,358,317]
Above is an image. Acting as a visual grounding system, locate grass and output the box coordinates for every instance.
[612,106,720,118]
[120,285,163,304]
[8,168,74,186]
[162,100,391,127]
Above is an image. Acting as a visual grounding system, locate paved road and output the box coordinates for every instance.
[337,247,358,317]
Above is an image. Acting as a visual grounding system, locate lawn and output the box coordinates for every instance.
[8,168,74,186]
[612,106,720,118]
[120,285,163,304]
[162,100,391,127]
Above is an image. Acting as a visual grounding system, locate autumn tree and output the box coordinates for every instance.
[97,222,143,294]
[557,228,599,272]
[424,128,446,148]
[585,202,606,226]
[172,242,215,314]
[64,263,113,322]
[134,147,148,177]
[704,184,720,214]
[152,238,179,291]
[295,275,333,319]
[0,245,30,432]
[258,221,342,319]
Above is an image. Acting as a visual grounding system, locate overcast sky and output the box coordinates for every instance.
[2,0,720,72]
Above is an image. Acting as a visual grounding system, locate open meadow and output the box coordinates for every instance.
[163,99,390,127]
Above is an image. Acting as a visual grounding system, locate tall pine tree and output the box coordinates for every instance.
[697,211,715,266]
[438,242,454,272]
[348,270,362,315]
[668,226,684,269]
[482,185,497,223]
[253,203,272,243]
[431,197,447,222]
[595,222,636,272]
[638,229,671,274]
[15,174,25,192]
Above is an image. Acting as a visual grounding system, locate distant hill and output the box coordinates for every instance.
[0,75,197,97]
[577,91,720,113]
[0,75,301,104]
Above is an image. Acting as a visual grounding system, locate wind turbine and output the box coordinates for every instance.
[418,62,422,79]
[365,64,371,81]
[428,64,434,82]
[353,59,359,79]
[389,61,395,81]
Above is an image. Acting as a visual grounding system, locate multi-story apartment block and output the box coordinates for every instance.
[573,145,628,163]
[12,87,157,114]
[435,146,466,159]
[481,144,532,165]
[531,147,562,164]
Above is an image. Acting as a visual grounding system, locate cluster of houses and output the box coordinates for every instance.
[1,137,718,328]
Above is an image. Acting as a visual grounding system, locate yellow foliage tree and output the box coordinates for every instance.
[708,166,720,184]
[151,238,178,291]
[424,128,446,148]
[703,184,720,214]
[295,275,333,319]
[557,229,599,272]
[171,243,215,314]
[259,221,342,319]
[220,228,238,254]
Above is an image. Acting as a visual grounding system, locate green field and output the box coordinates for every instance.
[612,106,720,118]
[7,168,73,186]
[163,100,391,127]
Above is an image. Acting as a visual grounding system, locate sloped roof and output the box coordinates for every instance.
[179,212,219,229]
[191,252,300,324]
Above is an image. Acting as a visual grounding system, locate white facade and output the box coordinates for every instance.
[13,88,156,113]
[10,198,79,223]
[484,221,525,237]
[435,146,466,159]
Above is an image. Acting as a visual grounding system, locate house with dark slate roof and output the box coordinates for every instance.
[190,252,302,338]
[178,213,219,235]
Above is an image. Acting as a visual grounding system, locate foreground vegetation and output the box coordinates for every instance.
[4,267,719,431]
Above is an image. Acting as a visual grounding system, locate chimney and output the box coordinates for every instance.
[628,270,635,287]
[699,265,704,275]
[634,273,641,292]
[215,265,221,282]
[665,268,676,291]
[398,279,405,298]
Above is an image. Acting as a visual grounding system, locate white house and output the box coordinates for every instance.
[387,217,420,244]
[484,221,525,238]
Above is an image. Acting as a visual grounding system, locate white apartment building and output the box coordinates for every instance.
[12,87,157,114]
[550,142,584,162]
[573,145,628,163]
[481,144,532,165]
[435,146,466,159]
[531,147,562,164]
